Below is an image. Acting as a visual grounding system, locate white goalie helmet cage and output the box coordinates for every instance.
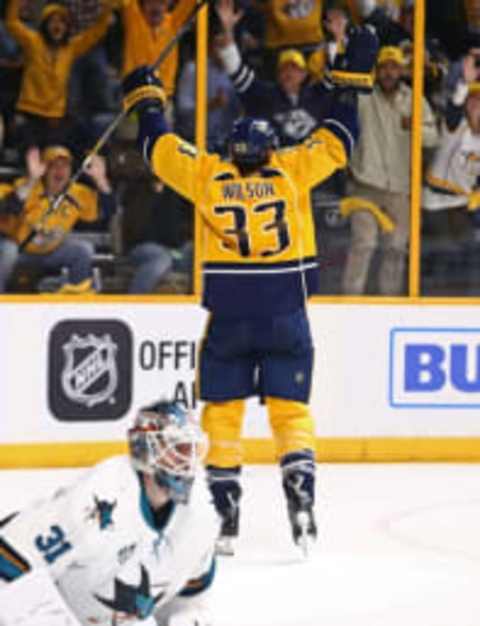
[127,401,208,502]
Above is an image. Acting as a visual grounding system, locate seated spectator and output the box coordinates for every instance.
[5,0,114,153]
[341,45,438,295]
[128,181,193,294]
[422,80,480,294]
[120,174,193,294]
[0,145,116,294]
[176,32,240,152]
[119,0,197,104]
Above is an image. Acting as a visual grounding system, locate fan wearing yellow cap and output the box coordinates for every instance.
[341,43,438,296]
[214,0,378,147]
[5,0,114,149]
[376,45,406,67]
[0,145,116,294]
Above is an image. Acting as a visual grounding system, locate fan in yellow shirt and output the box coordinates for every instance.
[0,146,116,294]
[6,0,114,148]
[120,0,197,99]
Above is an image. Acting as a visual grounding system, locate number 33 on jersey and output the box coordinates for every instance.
[150,120,354,316]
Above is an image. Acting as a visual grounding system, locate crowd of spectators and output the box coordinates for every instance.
[0,0,478,296]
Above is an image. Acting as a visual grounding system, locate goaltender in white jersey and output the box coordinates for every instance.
[0,401,220,626]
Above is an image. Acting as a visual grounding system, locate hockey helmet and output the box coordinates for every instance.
[128,401,208,504]
[229,117,278,168]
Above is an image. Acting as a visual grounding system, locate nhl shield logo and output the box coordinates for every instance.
[49,320,132,421]
[62,333,118,408]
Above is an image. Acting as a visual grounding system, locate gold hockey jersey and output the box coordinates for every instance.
[150,127,348,316]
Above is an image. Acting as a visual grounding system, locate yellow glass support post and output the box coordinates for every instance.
[408,0,426,297]
[193,1,209,297]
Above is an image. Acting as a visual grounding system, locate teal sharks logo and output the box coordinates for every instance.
[95,564,165,622]
[86,495,117,530]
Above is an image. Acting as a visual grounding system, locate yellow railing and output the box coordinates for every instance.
[408,0,425,298]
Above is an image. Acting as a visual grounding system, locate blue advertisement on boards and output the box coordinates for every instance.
[389,328,480,408]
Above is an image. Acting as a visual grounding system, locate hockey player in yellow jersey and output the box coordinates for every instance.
[122,43,362,554]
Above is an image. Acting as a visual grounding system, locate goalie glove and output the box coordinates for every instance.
[122,66,167,114]
[327,25,379,92]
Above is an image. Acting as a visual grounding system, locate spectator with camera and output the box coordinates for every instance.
[0,145,115,294]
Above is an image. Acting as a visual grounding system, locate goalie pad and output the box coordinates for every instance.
[0,568,82,626]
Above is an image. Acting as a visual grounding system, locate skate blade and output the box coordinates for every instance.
[215,536,235,556]
[296,511,315,559]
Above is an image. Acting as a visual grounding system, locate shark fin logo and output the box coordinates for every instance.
[86,495,117,530]
[95,565,166,623]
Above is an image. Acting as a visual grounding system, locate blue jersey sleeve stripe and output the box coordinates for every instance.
[323,117,356,158]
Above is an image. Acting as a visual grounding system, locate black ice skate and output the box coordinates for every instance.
[281,451,317,558]
[206,466,242,556]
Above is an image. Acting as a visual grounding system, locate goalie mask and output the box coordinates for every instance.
[128,401,208,504]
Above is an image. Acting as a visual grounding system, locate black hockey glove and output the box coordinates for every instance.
[122,66,167,114]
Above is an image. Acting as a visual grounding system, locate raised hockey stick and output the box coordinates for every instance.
[19,0,209,251]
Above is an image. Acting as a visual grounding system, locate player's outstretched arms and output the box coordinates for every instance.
[322,98,359,161]
[122,66,170,164]
[122,66,200,202]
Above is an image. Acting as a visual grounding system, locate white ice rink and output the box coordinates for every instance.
[1,463,480,626]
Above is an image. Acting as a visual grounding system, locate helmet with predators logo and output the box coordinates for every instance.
[229,117,278,169]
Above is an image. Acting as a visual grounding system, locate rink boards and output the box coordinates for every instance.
[2,298,480,467]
